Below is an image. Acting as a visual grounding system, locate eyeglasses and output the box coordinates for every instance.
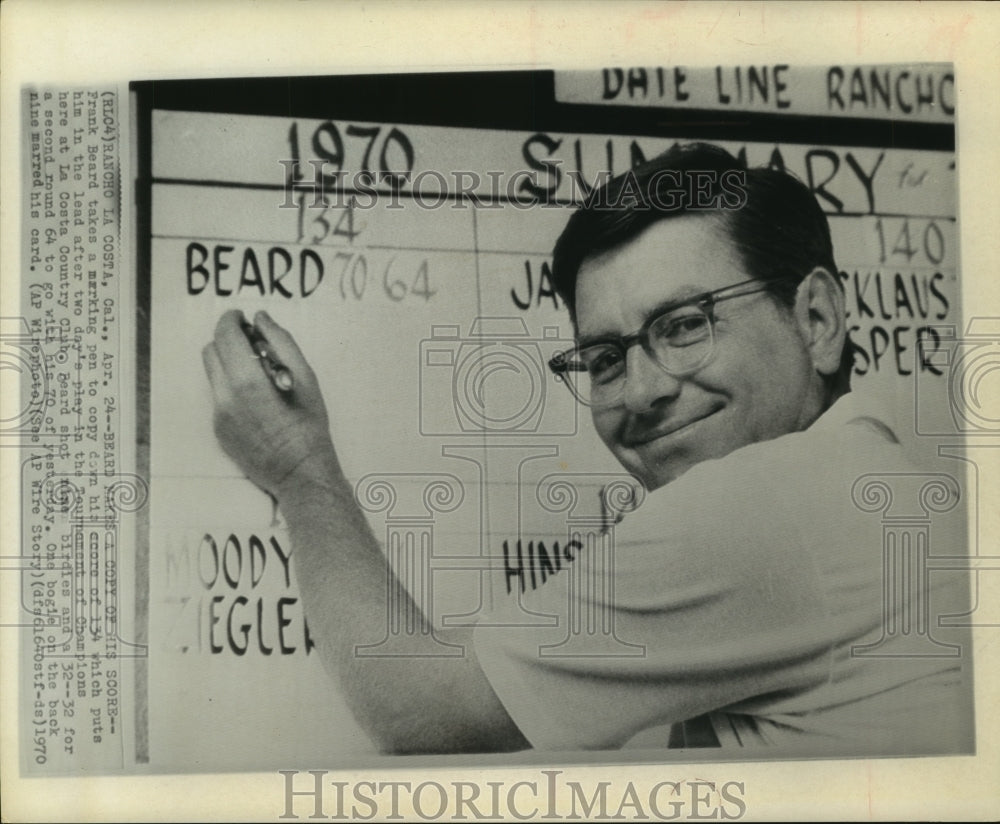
[548,277,774,407]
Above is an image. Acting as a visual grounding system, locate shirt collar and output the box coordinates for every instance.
[811,389,901,444]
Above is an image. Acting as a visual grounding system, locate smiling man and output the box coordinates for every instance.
[568,217,842,489]
[548,143,852,490]
[203,143,972,757]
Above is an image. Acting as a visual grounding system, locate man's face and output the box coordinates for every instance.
[575,215,826,490]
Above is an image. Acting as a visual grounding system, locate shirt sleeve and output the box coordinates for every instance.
[473,428,889,751]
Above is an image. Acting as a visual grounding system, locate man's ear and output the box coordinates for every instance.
[793,267,848,378]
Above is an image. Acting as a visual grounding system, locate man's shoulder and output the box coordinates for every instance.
[698,390,897,471]
[623,390,911,535]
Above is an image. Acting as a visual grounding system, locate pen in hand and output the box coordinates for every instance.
[241,319,294,392]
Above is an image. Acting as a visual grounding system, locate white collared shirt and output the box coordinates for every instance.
[474,392,974,756]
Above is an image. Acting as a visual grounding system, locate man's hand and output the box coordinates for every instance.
[201,309,527,754]
[202,309,340,496]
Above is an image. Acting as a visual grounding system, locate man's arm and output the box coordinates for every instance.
[202,310,528,754]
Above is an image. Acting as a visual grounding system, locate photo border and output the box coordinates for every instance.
[2,1,998,820]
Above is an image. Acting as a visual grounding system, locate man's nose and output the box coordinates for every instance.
[620,345,682,412]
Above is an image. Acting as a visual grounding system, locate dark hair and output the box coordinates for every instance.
[550,142,854,388]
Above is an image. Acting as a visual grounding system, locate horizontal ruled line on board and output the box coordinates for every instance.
[155,232,960,268]
[153,177,288,192]
[151,177,578,208]
[152,178,957,222]
[150,178,955,222]
[836,262,957,271]
[153,233,478,255]
[151,232,552,258]
[827,212,955,221]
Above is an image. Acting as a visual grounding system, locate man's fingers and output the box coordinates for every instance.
[212,308,273,388]
[253,310,315,382]
[212,308,252,366]
[201,342,232,408]
[208,310,320,405]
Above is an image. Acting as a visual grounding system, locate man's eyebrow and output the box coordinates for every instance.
[575,285,711,347]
